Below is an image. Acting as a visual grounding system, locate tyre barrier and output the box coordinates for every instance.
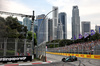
[46,52,100,60]
[39,55,46,62]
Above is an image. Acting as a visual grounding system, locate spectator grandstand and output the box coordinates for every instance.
[47,40,100,55]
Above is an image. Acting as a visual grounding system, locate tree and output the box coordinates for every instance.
[0,17,7,37]
[27,31,37,46]
[6,16,19,38]
[5,16,28,38]
[0,16,28,38]
[34,33,37,46]
[90,32,100,40]
[27,31,32,40]
[59,39,69,47]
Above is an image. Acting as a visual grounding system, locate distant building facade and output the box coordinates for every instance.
[57,21,63,39]
[36,14,48,45]
[34,20,38,36]
[23,17,32,31]
[18,21,22,25]
[72,6,80,40]
[52,6,58,40]
[95,25,100,33]
[48,19,53,41]
[81,21,91,36]
[58,12,67,39]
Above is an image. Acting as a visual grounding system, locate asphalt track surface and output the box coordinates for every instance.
[1,54,100,66]
[19,54,100,66]
[46,54,100,66]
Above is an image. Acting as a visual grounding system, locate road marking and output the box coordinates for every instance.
[4,64,19,66]
[19,63,32,65]
[32,62,42,65]
[1,61,52,66]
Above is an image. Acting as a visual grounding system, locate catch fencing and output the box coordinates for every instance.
[34,41,46,61]
[47,40,100,55]
[0,38,32,57]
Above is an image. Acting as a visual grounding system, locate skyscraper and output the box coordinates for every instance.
[34,20,38,36]
[23,17,32,31]
[52,6,58,40]
[72,6,80,40]
[81,21,91,36]
[36,14,48,45]
[57,21,63,39]
[48,19,53,41]
[58,12,67,39]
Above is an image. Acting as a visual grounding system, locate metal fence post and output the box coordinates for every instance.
[78,46,79,54]
[24,39,26,55]
[94,45,95,55]
[30,41,32,55]
[31,41,33,56]
[15,38,18,56]
[54,43,55,48]
[82,45,83,54]
[42,45,43,56]
[4,38,7,56]
[37,46,38,58]
[36,46,38,58]
[44,43,46,56]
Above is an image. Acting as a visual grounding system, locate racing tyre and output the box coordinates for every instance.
[75,58,77,61]
[62,58,66,62]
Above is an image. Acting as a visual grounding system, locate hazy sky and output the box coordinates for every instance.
[0,0,100,39]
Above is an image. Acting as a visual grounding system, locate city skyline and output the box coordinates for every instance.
[0,0,100,39]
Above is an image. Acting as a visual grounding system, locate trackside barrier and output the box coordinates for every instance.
[34,42,46,62]
[46,52,100,60]
[0,38,32,63]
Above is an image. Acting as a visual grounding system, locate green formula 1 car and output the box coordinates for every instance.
[62,56,77,62]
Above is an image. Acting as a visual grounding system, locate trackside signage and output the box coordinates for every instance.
[0,56,32,62]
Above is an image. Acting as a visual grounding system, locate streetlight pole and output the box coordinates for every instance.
[37,8,58,61]
[38,8,58,38]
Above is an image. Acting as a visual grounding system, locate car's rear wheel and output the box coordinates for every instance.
[62,58,66,62]
[75,58,77,61]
